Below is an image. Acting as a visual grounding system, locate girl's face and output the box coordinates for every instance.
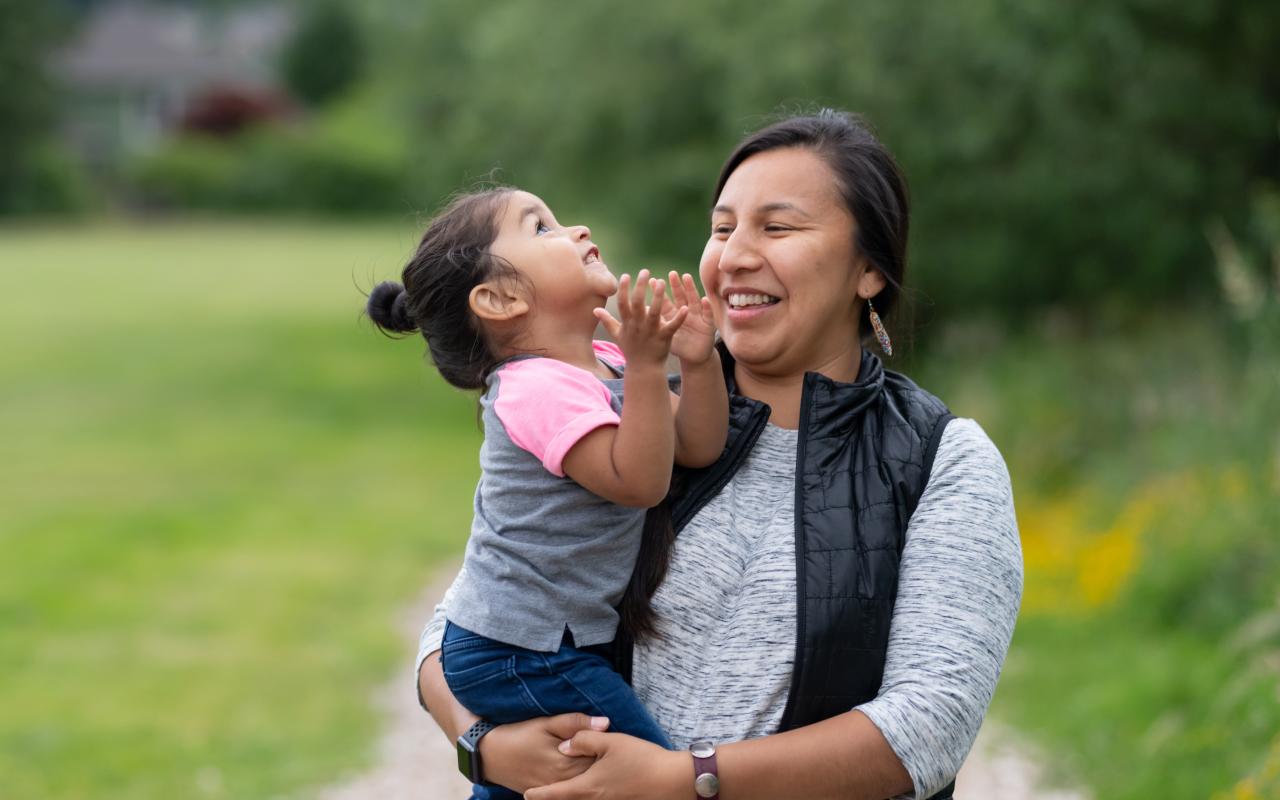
[699,147,883,377]
[488,191,618,317]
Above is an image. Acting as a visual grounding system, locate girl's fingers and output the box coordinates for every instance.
[700,295,714,322]
[658,305,690,336]
[683,273,703,304]
[668,270,686,308]
[593,307,622,338]
[615,273,632,321]
[632,269,650,310]
[648,279,667,322]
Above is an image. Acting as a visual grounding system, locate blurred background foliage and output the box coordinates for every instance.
[1,0,1277,798]
[5,0,1277,316]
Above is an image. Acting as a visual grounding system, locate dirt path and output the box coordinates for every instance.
[317,565,1089,799]
[316,565,472,799]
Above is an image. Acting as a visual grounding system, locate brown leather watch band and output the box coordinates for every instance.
[690,741,719,799]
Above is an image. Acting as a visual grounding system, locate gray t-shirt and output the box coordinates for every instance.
[446,342,645,653]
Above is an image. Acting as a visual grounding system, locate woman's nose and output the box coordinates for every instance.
[718,231,762,273]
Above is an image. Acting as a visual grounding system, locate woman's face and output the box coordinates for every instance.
[700,147,881,377]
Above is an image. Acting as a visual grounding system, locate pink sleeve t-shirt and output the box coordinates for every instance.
[491,340,626,476]
[445,339,643,652]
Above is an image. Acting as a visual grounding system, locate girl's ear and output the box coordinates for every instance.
[469,281,530,322]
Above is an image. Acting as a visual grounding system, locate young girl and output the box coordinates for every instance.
[366,187,728,798]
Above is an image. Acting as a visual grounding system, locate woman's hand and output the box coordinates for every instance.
[594,269,689,369]
[663,271,717,366]
[524,732,690,800]
[479,714,613,794]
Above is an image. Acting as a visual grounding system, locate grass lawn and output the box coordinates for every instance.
[0,220,483,798]
[3,220,1277,799]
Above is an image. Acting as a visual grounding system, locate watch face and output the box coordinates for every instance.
[457,738,478,781]
[695,772,720,798]
[690,741,715,758]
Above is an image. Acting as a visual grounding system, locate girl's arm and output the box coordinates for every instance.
[666,272,728,468]
[565,271,687,508]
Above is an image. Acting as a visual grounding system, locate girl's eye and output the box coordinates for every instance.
[535,220,551,235]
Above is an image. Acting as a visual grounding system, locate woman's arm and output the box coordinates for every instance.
[528,418,1023,800]
[853,418,1023,795]
[419,650,609,793]
[416,567,608,792]
[419,650,476,742]
[523,709,910,800]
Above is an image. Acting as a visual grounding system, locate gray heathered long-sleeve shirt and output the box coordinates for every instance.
[418,418,1023,799]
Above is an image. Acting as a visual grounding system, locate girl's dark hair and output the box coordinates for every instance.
[366,188,518,390]
[617,499,678,643]
[712,109,911,340]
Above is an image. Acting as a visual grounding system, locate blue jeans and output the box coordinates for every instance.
[442,621,670,800]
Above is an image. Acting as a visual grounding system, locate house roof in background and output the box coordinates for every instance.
[55,1,294,92]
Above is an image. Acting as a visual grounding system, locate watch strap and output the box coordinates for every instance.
[690,741,720,799]
[456,719,496,783]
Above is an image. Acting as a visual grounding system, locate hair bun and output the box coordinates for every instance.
[367,280,417,333]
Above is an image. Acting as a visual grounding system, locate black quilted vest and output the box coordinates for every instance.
[616,342,956,799]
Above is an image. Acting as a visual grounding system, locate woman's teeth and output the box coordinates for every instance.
[727,293,780,309]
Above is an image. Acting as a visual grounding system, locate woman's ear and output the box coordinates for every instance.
[469,281,529,322]
[857,263,887,300]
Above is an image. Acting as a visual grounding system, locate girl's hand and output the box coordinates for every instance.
[663,271,717,366]
[524,731,690,800]
[594,269,689,369]
[481,714,612,793]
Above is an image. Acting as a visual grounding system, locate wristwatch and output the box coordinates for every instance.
[456,719,496,783]
[690,740,720,799]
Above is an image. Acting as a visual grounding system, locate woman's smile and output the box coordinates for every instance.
[722,286,782,321]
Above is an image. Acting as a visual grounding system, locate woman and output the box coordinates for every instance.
[418,110,1023,800]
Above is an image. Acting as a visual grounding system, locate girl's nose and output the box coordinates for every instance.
[569,224,591,241]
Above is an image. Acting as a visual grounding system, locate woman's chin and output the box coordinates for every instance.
[720,331,783,370]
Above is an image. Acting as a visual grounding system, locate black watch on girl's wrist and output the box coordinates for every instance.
[456,719,496,783]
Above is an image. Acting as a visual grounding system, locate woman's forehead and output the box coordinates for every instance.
[716,148,841,212]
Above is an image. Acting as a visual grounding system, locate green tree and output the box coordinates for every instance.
[281,0,366,107]
[0,0,64,213]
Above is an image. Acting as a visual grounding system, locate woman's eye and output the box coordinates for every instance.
[713,224,733,235]
[764,224,792,233]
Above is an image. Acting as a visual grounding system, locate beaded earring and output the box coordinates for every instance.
[867,297,893,356]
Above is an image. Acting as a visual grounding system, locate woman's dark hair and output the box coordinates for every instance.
[712,109,911,340]
[366,188,519,390]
